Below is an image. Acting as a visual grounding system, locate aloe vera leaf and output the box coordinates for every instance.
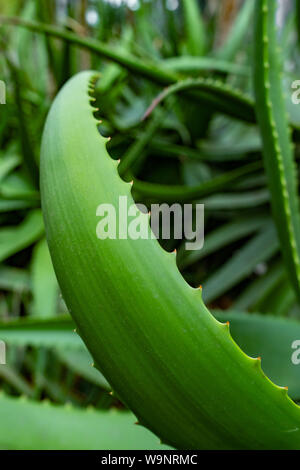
[203,223,278,303]
[0,393,170,450]
[213,311,300,401]
[0,366,35,398]
[0,210,44,263]
[40,71,300,449]
[253,0,300,302]
[0,17,257,123]
[178,216,268,270]
[30,238,58,318]
[163,56,249,76]
[182,0,206,56]
[132,161,261,203]
[0,16,177,85]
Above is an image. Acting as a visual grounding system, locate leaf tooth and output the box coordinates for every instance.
[134,414,147,427]
[253,356,262,366]
[108,389,122,400]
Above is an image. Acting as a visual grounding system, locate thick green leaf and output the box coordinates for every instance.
[214,311,300,401]
[40,71,300,449]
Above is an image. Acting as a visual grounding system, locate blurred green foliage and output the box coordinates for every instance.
[0,0,300,449]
